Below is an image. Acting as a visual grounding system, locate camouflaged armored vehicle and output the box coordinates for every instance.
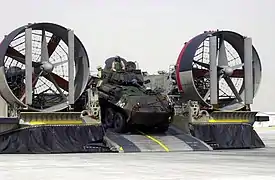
[96,56,174,133]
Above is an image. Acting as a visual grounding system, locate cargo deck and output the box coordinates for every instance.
[103,126,213,152]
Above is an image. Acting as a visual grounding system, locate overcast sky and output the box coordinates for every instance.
[1,0,274,112]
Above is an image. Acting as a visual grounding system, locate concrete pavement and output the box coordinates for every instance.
[0,128,274,180]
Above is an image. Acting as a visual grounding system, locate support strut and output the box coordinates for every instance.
[25,27,32,105]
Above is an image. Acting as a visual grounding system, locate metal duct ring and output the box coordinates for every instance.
[175,30,262,111]
[0,22,90,112]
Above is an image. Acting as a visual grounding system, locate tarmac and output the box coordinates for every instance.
[0,128,274,180]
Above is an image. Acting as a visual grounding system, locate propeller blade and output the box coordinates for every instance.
[52,57,81,67]
[44,73,68,92]
[20,71,43,102]
[193,60,210,69]
[224,76,242,102]
[231,63,244,70]
[6,46,25,64]
[231,69,244,78]
[47,35,61,57]
[217,37,228,67]
[53,60,68,67]
[47,73,67,99]
[41,29,49,62]
[203,74,222,101]
[192,68,209,77]
[6,46,40,68]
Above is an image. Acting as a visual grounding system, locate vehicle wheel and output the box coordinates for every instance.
[113,112,126,133]
[103,108,114,128]
[156,123,170,133]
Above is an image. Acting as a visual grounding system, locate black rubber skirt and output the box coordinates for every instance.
[0,125,111,154]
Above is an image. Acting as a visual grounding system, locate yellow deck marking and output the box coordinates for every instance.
[208,119,249,123]
[28,120,83,125]
[119,146,124,151]
[137,130,170,152]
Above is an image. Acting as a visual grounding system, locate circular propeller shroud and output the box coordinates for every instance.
[175,30,262,111]
[0,22,90,112]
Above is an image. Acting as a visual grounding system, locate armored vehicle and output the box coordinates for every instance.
[96,56,174,133]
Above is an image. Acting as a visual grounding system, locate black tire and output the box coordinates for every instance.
[156,123,170,133]
[113,112,126,133]
[103,108,114,128]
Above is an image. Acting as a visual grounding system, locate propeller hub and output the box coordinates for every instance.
[223,66,234,76]
[41,62,54,73]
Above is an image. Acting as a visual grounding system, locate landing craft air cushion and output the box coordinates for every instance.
[0,22,267,153]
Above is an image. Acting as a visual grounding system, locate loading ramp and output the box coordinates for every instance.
[103,125,213,153]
